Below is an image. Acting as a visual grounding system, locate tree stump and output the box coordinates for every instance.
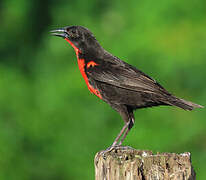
[94,146,195,180]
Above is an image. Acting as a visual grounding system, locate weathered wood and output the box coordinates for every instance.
[94,146,195,180]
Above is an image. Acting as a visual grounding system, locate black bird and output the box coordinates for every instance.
[51,26,203,146]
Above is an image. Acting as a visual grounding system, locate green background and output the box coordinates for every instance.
[0,0,206,179]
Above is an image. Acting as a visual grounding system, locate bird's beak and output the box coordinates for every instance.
[50,28,68,38]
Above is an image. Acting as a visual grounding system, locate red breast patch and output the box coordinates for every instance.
[64,38,102,99]
[87,61,98,68]
[77,59,102,99]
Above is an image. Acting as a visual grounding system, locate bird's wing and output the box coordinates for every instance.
[87,59,171,96]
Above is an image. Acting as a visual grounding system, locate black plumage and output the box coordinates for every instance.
[51,26,203,146]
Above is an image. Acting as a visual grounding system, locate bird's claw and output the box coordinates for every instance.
[98,145,121,159]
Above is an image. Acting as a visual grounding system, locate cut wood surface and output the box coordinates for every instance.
[94,146,195,180]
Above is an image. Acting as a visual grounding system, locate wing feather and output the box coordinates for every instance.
[87,60,171,96]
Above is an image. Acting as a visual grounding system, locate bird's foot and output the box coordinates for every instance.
[97,144,121,159]
[97,144,135,160]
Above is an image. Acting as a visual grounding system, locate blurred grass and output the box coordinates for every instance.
[0,0,206,179]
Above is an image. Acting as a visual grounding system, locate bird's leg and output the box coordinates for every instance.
[98,109,134,157]
[97,121,129,157]
[99,121,130,156]
[119,116,135,146]
[98,119,134,157]
[111,121,130,146]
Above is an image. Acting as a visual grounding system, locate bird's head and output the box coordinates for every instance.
[50,26,102,55]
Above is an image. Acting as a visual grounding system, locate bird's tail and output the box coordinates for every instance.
[168,96,204,111]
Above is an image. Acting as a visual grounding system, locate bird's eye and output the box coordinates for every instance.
[71,29,76,34]
[68,29,78,38]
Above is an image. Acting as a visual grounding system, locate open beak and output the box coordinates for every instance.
[50,28,68,38]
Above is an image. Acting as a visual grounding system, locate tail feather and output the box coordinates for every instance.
[168,97,204,111]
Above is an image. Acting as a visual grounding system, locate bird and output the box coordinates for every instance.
[50,26,203,147]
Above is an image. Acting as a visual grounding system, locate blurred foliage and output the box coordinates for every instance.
[0,0,206,179]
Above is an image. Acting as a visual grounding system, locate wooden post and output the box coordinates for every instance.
[94,146,195,180]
